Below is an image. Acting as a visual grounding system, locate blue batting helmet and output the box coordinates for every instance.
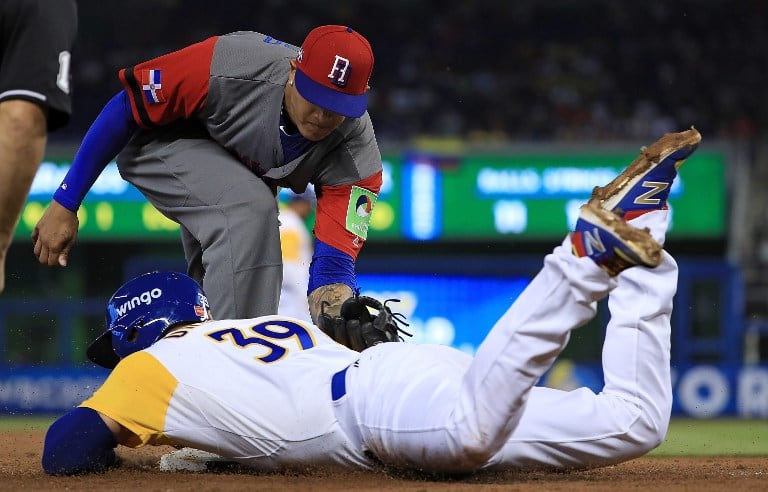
[86,271,212,369]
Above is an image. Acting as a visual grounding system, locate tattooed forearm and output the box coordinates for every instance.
[308,283,354,322]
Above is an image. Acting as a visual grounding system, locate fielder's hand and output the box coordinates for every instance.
[32,200,79,267]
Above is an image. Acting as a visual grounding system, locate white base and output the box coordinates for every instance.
[159,447,237,472]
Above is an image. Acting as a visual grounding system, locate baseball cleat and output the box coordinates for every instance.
[570,203,662,276]
[589,127,702,219]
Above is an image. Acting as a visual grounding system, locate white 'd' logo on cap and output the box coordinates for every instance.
[328,55,351,87]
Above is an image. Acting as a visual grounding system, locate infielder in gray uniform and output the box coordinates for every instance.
[32,25,380,322]
[0,0,77,294]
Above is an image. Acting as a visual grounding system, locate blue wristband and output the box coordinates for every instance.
[308,239,357,294]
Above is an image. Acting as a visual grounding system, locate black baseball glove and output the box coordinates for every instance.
[318,295,411,352]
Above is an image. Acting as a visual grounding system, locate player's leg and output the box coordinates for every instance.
[482,130,701,470]
[438,206,663,470]
[182,184,283,320]
[180,225,204,285]
[484,213,676,470]
[118,135,283,319]
[0,100,47,293]
[344,204,660,474]
[0,0,77,293]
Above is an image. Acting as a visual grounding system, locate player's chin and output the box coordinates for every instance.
[300,124,333,142]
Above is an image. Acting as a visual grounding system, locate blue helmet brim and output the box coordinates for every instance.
[86,331,120,369]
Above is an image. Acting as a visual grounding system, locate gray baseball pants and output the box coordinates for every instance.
[117,128,283,319]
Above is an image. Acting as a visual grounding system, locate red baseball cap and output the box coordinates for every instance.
[294,25,373,118]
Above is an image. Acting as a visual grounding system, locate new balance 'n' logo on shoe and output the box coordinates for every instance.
[589,128,702,219]
[571,203,662,276]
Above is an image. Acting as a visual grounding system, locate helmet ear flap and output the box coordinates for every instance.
[125,317,145,343]
[126,325,139,343]
[109,316,151,359]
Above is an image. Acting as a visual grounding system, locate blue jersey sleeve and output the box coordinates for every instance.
[42,407,118,475]
[308,238,357,294]
[53,91,138,211]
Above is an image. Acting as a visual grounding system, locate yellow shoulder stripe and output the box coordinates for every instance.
[80,351,178,447]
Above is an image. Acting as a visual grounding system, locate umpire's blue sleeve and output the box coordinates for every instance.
[42,407,118,475]
[53,90,139,211]
[308,239,357,293]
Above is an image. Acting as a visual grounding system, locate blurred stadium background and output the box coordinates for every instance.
[1,0,767,421]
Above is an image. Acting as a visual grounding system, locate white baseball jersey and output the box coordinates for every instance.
[81,211,675,474]
[81,317,370,471]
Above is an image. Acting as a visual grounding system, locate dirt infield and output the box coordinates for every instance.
[2,431,766,491]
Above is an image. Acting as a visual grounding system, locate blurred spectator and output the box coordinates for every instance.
[278,187,315,323]
[56,0,764,145]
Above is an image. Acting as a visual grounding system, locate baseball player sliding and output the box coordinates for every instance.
[42,129,701,476]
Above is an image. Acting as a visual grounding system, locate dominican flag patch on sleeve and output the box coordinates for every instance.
[141,69,166,104]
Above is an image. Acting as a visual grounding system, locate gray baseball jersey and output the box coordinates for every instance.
[118,31,381,200]
[115,32,384,318]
